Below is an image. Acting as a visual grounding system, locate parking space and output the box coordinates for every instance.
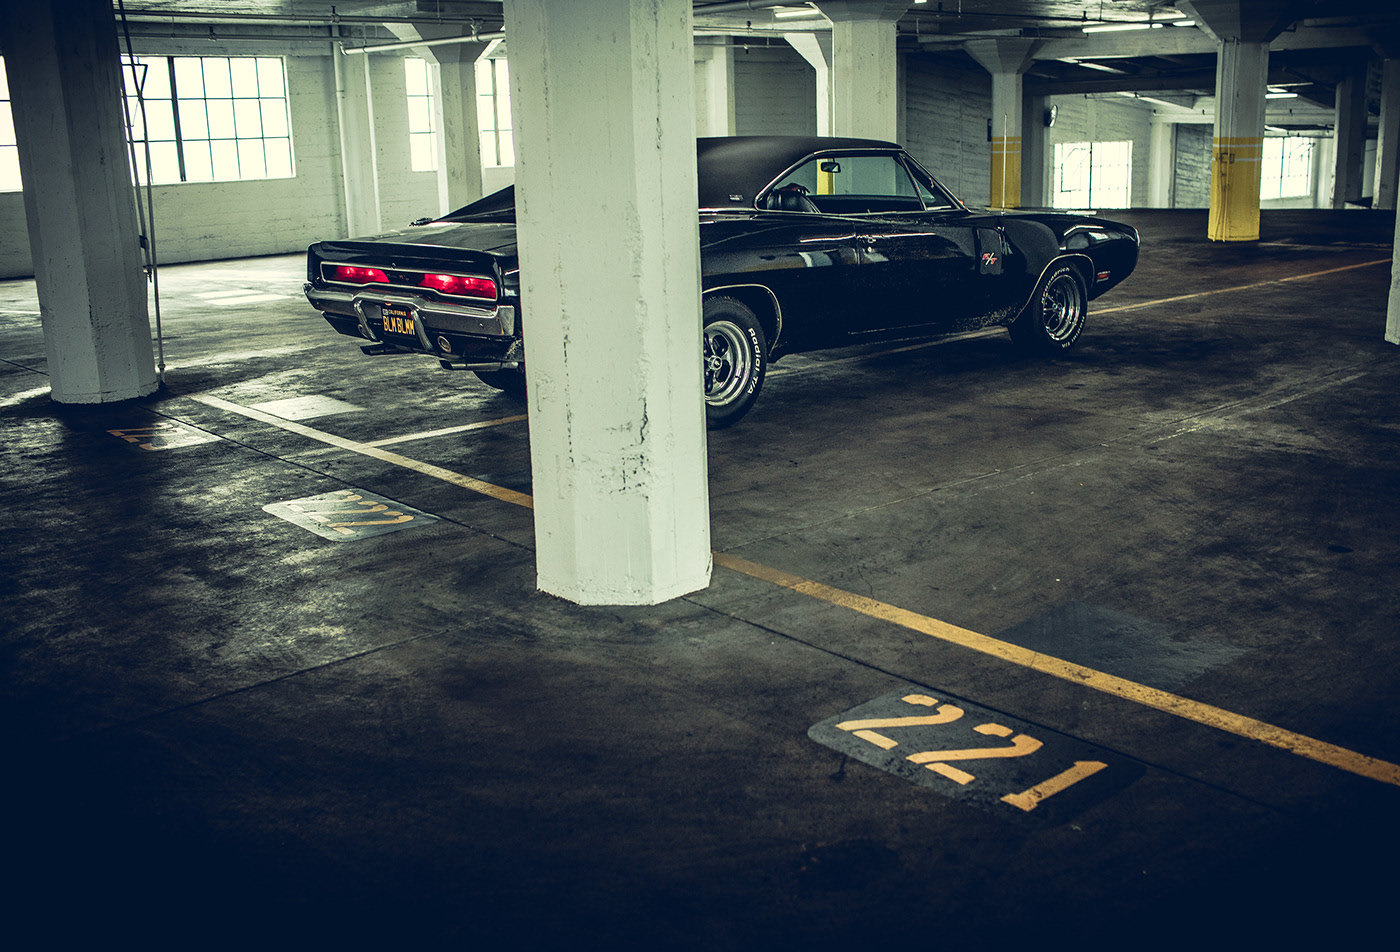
[3,209,1399,945]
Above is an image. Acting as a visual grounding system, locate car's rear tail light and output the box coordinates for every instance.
[331,265,390,284]
[419,272,497,299]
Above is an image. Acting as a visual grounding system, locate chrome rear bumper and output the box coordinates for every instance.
[305,283,519,366]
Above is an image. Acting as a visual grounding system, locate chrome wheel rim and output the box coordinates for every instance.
[1042,274,1083,343]
[703,320,751,406]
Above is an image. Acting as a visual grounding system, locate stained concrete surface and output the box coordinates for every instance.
[3,210,1399,946]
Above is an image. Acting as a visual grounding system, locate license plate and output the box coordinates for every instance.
[381,304,415,337]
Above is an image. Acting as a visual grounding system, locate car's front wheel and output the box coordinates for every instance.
[702,296,767,429]
[1011,264,1087,353]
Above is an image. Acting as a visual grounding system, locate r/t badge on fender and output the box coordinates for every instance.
[809,688,1143,825]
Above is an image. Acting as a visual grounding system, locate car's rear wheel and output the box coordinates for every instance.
[1011,264,1087,353]
[703,296,767,429]
[473,368,526,398]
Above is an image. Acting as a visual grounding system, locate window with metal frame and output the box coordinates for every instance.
[1052,140,1132,209]
[405,56,438,172]
[0,59,20,192]
[1261,136,1314,200]
[121,54,294,185]
[475,57,513,168]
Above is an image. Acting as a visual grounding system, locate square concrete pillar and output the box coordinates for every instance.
[501,0,711,605]
[0,0,156,403]
[815,1,908,141]
[785,32,833,136]
[1332,68,1367,208]
[1209,40,1268,241]
[382,24,491,216]
[695,37,737,137]
[965,39,1041,210]
[1376,60,1400,211]
[425,44,489,214]
[332,45,383,236]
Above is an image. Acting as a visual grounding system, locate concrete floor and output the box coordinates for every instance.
[3,209,1399,946]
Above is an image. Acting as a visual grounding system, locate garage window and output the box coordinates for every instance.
[121,55,294,185]
[476,57,513,168]
[0,59,19,192]
[1261,136,1314,200]
[1052,140,1132,208]
[405,57,438,172]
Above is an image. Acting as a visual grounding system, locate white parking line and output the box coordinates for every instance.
[364,415,528,447]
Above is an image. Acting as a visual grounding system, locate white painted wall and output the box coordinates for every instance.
[733,46,817,136]
[0,44,439,278]
[904,54,993,204]
[371,53,441,229]
[1041,95,1155,210]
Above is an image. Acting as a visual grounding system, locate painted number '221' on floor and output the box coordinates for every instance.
[837,693,1107,813]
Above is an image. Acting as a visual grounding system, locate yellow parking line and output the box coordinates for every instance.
[1095,258,1390,316]
[190,392,1400,788]
[713,552,1400,788]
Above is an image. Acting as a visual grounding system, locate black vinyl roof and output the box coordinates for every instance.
[440,135,907,222]
[697,135,901,210]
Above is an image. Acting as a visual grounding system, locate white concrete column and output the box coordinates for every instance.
[1148,119,1176,208]
[500,0,711,606]
[382,24,491,214]
[815,1,908,141]
[0,0,156,403]
[426,43,489,214]
[785,31,833,136]
[332,44,382,235]
[1333,67,1367,208]
[695,38,737,136]
[965,39,1040,209]
[1388,205,1400,343]
[1375,59,1400,210]
[1209,40,1269,240]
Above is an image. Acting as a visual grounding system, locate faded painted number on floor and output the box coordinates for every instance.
[809,689,1143,825]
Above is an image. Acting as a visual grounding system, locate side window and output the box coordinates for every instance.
[772,154,925,213]
[904,161,958,210]
[820,154,918,199]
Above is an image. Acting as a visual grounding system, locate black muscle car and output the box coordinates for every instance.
[304,135,1139,427]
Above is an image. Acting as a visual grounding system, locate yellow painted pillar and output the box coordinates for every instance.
[989,73,1023,208]
[965,39,1040,210]
[1208,40,1268,241]
[990,135,1022,209]
[1209,135,1263,241]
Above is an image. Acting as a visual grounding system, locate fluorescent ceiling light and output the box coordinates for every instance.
[774,5,821,17]
[1077,61,1129,73]
[1118,92,1187,109]
[1267,91,1299,99]
[1083,22,1156,33]
[1083,16,1193,33]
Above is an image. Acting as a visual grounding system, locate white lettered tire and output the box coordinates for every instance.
[702,296,767,429]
